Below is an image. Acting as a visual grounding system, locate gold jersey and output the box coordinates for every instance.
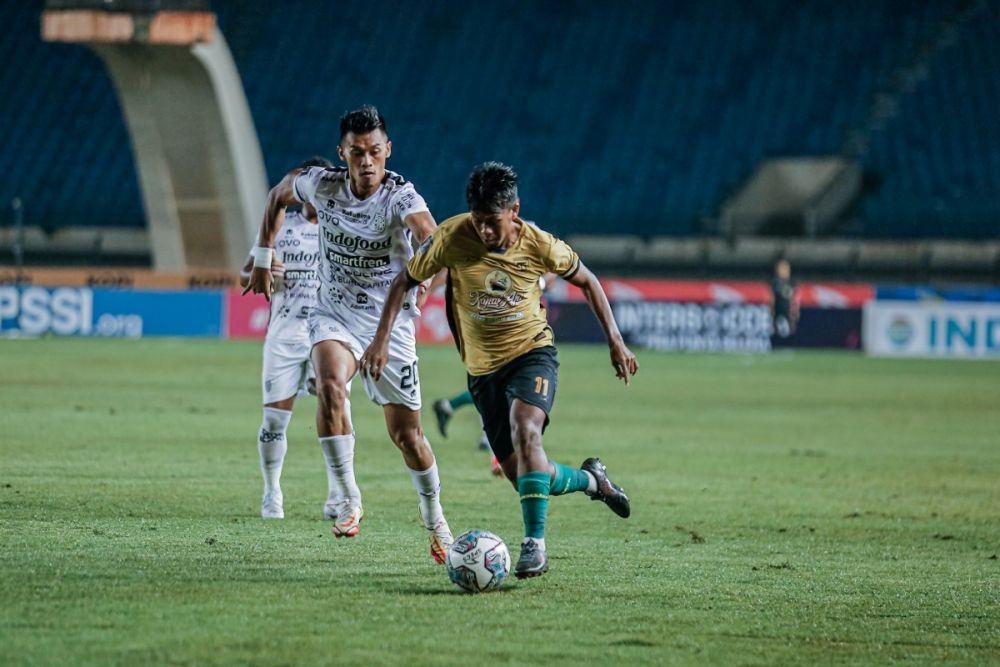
[407,214,580,376]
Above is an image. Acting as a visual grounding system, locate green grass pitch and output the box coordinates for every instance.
[1,338,998,666]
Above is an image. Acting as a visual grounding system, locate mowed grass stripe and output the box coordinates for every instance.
[1,339,997,665]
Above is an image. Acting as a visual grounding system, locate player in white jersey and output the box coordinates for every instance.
[244,106,453,564]
[239,158,329,520]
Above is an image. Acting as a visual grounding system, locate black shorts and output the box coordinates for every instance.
[467,346,559,463]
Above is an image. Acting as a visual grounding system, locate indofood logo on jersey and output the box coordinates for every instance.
[469,270,526,318]
[324,228,392,252]
[323,229,392,268]
[281,250,320,265]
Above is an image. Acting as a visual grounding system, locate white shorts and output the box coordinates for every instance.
[261,338,315,404]
[308,309,421,411]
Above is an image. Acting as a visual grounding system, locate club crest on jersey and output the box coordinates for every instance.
[469,269,526,316]
[485,270,512,296]
[370,212,387,233]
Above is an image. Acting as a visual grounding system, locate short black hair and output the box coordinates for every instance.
[339,105,387,139]
[466,162,518,212]
[298,155,334,170]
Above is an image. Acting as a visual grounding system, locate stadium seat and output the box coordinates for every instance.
[0,226,49,253]
[97,228,150,256]
[632,237,706,272]
[564,235,640,268]
[783,239,858,273]
[927,241,999,275]
[705,238,782,272]
[48,227,102,253]
[855,241,929,275]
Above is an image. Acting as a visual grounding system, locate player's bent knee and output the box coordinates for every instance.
[261,407,292,433]
[389,427,425,454]
[316,377,350,410]
[511,419,543,450]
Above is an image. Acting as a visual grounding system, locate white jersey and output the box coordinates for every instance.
[292,167,429,332]
[259,209,321,343]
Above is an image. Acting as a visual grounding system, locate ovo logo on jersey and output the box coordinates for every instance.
[484,270,512,296]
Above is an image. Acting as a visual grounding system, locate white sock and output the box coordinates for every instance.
[259,407,292,495]
[522,537,546,551]
[409,453,444,527]
[319,433,361,509]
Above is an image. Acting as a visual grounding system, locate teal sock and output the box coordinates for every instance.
[449,390,474,409]
[549,461,591,496]
[517,472,550,540]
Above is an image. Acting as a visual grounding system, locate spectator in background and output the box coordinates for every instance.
[770,259,799,339]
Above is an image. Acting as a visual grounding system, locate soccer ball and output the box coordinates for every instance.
[446,529,510,593]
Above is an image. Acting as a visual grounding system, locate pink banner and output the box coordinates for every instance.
[548,278,873,308]
[226,289,270,338]
[415,292,454,344]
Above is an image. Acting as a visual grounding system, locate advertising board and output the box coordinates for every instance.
[863,300,1000,358]
[0,286,223,337]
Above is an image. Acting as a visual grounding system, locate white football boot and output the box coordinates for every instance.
[419,506,453,565]
[261,490,284,519]
[331,505,364,538]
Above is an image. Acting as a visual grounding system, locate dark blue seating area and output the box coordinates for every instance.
[863,14,1000,239]
[0,0,996,241]
[212,0,926,237]
[0,2,144,231]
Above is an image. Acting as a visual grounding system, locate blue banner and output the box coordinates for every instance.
[0,287,223,337]
[876,285,1000,302]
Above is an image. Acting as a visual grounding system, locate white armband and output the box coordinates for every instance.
[252,246,273,269]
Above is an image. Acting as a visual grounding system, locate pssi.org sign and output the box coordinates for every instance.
[0,287,142,337]
[613,301,772,352]
[863,300,1000,358]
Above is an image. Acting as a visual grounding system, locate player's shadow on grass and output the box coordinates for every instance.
[390,583,522,596]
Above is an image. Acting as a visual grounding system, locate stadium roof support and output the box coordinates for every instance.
[720,157,861,239]
[42,7,267,270]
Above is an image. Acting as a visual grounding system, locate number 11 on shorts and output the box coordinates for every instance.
[534,376,549,397]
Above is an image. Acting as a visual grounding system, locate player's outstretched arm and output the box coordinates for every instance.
[240,209,286,289]
[238,254,254,288]
[360,269,421,381]
[404,211,440,307]
[240,252,284,289]
[243,174,298,302]
[404,211,437,245]
[566,263,638,385]
[417,268,448,308]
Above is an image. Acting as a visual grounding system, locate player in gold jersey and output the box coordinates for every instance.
[361,162,638,579]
